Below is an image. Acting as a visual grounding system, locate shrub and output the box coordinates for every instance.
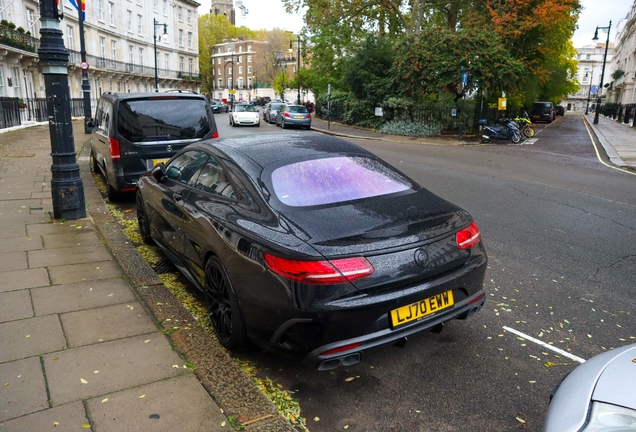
[380,119,442,137]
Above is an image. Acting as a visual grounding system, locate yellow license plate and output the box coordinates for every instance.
[152,159,168,166]
[390,290,454,327]
[294,115,304,118]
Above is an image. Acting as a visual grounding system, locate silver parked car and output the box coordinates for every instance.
[263,102,284,124]
[543,343,636,432]
[275,104,312,130]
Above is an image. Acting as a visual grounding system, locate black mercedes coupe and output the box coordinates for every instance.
[136,133,487,370]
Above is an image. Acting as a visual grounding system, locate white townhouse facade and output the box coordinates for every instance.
[0,0,201,101]
[606,2,636,105]
[564,44,614,112]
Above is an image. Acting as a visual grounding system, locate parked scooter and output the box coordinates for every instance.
[480,118,522,144]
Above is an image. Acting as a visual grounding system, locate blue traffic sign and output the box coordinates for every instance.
[461,71,469,84]
[591,85,598,95]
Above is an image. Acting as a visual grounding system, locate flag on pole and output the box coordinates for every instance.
[68,0,86,20]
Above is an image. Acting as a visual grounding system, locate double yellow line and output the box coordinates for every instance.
[582,114,636,176]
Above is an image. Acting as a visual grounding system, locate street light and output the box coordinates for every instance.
[592,21,611,125]
[153,19,168,92]
[225,52,235,110]
[585,70,594,115]
[289,37,301,104]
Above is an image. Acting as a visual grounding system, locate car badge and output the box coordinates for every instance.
[166,145,173,152]
[414,248,429,268]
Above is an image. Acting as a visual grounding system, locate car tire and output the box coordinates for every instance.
[136,192,153,244]
[204,256,247,350]
[256,121,260,127]
[90,150,100,173]
[282,119,287,129]
[305,126,311,131]
[105,172,120,202]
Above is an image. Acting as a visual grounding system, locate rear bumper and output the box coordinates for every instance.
[301,290,485,370]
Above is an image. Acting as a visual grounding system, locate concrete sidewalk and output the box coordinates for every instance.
[0,122,292,431]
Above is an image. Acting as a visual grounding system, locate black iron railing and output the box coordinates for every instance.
[0,24,38,52]
[0,97,98,129]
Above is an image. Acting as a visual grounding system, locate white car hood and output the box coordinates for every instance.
[592,345,636,410]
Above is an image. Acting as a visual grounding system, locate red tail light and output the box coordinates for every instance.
[212,130,219,139]
[456,221,481,249]
[109,137,121,161]
[262,254,374,285]
[307,113,311,118]
[284,112,291,118]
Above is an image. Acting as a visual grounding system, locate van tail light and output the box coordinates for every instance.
[262,253,374,285]
[456,221,481,249]
[212,130,219,139]
[284,112,291,118]
[307,113,311,118]
[109,137,121,161]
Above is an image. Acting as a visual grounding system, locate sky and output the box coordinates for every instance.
[195,0,634,45]
[196,0,305,34]
[572,0,633,47]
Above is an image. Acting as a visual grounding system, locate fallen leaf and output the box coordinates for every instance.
[53,422,59,426]
[124,209,133,213]
[277,383,283,388]
[101,398,108,403]
[314,417,320,421]
[144,340,150,343]
[139,394,145,398]
[80,378,88,384]
[344,426,349,430]
[53,357,58,361]
[345,377,355,382]
[81,424,91,429]
[221,421,226,427]
[415,410,421,413]
[94,371,99,374]
[25,335,30,338]
[108,294,113,297]
[4,383,8,386]
[516,417,526,424]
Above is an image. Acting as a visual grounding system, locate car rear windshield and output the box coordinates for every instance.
[532,103,552,113]
[287,106,308,113]
[270,156,413,207]
[117,98,211,143]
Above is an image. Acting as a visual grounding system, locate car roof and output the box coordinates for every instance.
[194,133,370,169]
[99,91,206,102]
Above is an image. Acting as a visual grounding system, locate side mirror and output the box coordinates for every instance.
[151,163,167,182]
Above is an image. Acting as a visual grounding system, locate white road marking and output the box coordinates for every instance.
[503,326,586,363]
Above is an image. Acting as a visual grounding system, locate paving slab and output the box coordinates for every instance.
[0,236,43,254]
[0,226,26,239]
[43,334,185,406]
[31,278,136,316]
[86,374,226,432]
[28,244,112,268]
[26,220,93,236]
[41,231,103,249]
[0,291,33,323]
[60,302,158,348]
[0,252,27,272]
[0,315,66,363]
[0,268,49,293]
[48,260,121,285]
[0,357,49,422]
[0,199,42,210]
[0,402,89,432]
[0,191,33,200]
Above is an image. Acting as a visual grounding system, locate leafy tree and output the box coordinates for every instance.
[392,28,524,99]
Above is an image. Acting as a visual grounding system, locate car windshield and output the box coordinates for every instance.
[287,106,308,113]
[270,103,283,110]
[117,98,211,143]
[235,105,257,113]
[270,156,413,207]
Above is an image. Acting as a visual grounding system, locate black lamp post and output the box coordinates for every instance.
[77,0,92,133]
[289,37,301,104]
[592,21,611,125]
[585,70,594,115]
[225,51,235,110]
[153,19,168,92]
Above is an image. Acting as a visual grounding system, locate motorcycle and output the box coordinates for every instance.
[513,111,535,138]
[480,118,522,144]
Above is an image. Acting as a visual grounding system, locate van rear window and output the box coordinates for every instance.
[117,98,211,143]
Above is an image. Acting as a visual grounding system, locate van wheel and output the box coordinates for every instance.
[105,172,120,202]
[90,151,100,173]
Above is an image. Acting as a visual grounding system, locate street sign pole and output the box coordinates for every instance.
[327,83,331,130]
[77,0,92,133]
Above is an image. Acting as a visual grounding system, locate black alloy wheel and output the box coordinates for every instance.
[136,192,153,244]
[204,257,246,349]
[105,171,120,202]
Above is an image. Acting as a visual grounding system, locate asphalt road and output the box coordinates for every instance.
[113,112,636,431]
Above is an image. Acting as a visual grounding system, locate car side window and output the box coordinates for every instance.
[165,151,209,185]
[192,156,236,199]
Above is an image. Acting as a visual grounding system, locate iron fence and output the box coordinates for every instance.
[0,97,98,130]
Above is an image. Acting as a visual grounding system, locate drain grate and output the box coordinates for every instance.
[152,258,176,274]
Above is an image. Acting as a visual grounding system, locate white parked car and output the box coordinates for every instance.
[229,104,260,127]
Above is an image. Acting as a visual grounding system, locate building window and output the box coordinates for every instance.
[188,58,193,75]
[247,55,252,63]
[238,77,243,89]
[108,2,115,25]
[293,65,297,73]
[218,68,221,75]
[99,37,105,61]
[179,56,184,72]
[152,0,157,12]
[218,78,222,88]
[164,53,169,74]
[66,26,74,63]
[178,29,183,45]
[12,67,20,97]
[218,58,221,65]
[247,66,252,74]
[97,0,104,21]
[586,54,590,60]
[187,32,192,48]
[238,46,243,53]
[238,65,242,74]
[127,11,132,31]
[137,14,142,34]
[26,8,36,32]
[139,48,144,72]
[111,40,117,60]
[187,10,191,24]
[247,44,252,51]
[162,0,167,14]
[177,6,182,20]
[129,45,134,66]
[136,0,141,5]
